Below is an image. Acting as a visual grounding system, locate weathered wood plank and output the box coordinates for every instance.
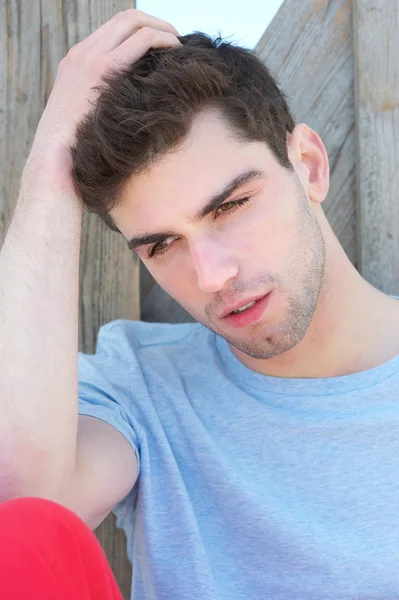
[0,1,43,235]
[1,1,138,598]
[256,0,356,263]
[141,0,356,324]
[353,0,399,294]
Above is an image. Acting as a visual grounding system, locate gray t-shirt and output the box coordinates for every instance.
[78,296,399,599]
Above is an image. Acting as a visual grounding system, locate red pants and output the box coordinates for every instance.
[0,496,124,599]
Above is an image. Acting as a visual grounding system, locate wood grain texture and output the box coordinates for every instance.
[353,0,399,293]
[256,0,356,264]
[1,1,138,598]
[0,2,43,235]
[140,0,357,324]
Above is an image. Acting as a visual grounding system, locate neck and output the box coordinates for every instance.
[232,211,398,379]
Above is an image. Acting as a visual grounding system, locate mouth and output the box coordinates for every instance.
[219,293,269,319]
[221,292,272,329]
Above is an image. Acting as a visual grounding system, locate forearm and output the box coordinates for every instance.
[0,150,82,498]
[0,9,182,503]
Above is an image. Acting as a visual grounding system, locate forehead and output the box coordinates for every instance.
[112,109,275,235]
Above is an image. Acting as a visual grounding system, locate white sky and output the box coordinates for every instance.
[137,0,284,49]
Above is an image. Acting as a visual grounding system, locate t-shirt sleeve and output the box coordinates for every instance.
[77,320,142,476]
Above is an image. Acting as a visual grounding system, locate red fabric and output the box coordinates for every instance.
[0,496,124,600]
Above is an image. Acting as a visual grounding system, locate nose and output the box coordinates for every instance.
[190,236,238,293]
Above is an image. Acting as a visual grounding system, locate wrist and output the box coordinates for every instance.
[22,143,76,195]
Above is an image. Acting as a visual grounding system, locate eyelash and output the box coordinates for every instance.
[147,197,250,259]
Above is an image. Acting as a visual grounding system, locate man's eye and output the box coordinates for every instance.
[148,197,250,259]
[214,197,249,218]
[148,237,174,258]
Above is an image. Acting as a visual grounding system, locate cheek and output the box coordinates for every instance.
[236,198,294,265]
[229,205,271,253]
[146,262,195,302]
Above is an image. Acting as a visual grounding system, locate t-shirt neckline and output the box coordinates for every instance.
[214,295,399,397]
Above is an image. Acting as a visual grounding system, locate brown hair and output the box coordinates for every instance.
[70,32,295,233]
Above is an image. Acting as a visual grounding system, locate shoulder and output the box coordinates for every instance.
[88,320,217,381]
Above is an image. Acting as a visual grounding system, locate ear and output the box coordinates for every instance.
[287,123,330,204]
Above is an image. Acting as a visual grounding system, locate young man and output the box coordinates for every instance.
[1,8,399,600]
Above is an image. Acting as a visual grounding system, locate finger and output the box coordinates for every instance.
[108,27,182,67]
[86,9,180,54]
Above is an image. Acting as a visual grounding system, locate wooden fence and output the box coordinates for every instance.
[0,1,139,598]
[1,1,398,598]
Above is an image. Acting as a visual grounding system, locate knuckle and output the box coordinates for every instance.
[137,26,156,40]
[123,8,142,17]
[63,43,81,64]
[57,55,67,73]
[114,8,139,22]
[57,52,73,74]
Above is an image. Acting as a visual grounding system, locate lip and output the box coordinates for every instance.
[222,292,272,328]
[219,293,269,319]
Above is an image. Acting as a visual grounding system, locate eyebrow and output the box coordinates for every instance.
[126,168,267,253]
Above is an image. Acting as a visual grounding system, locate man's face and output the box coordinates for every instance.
[112,109,326,360]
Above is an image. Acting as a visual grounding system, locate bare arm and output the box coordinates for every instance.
[0,148,82,499]
[0,9,181,508]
